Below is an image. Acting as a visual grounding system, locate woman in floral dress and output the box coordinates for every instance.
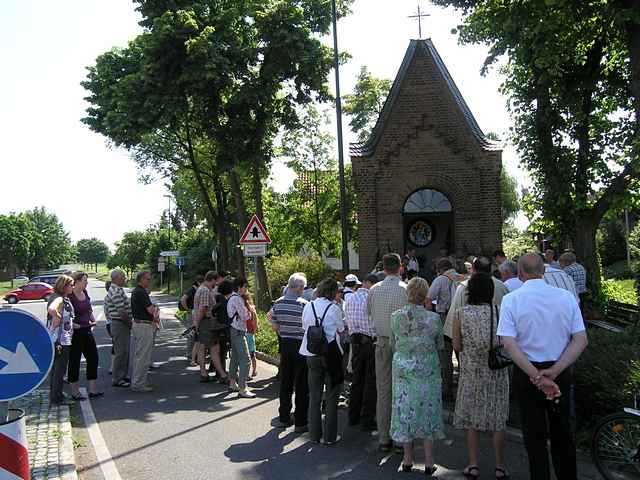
[452,272,510,479]
[390,277,444,476]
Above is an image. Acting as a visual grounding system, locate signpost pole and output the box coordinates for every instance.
[180,267,184,296]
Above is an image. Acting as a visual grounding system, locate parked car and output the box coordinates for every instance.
[28,274,60,286]
[3,282,54,304]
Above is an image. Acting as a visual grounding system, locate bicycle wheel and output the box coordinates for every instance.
[592,412,640,479]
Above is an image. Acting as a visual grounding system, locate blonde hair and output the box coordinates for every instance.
[407,277,429,305]
[53,275,74,296]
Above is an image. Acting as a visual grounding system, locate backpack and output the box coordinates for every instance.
[212,294,239,327]
[306,301,333,356]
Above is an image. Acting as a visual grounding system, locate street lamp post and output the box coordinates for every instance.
[331,0,350,274]
[164,194,172,293]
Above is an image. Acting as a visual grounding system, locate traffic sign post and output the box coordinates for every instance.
[0,307,54,476]
[239,215,272,245]
[0,309,54,402]
[243,244,267,257]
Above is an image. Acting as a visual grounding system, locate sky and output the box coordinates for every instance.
[0,0,525,249]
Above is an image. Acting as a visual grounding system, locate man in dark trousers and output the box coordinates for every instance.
[270,273,310,432]
[499,253,588,480]
[344,273,379,431]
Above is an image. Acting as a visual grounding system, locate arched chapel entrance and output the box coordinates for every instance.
[403,188,454,270]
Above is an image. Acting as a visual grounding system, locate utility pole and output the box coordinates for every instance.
[164,194,172,293]
[331,0,350,274]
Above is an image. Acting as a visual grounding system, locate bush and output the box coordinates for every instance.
[255,311,279,357]
[266,254,334,299]
[603,260,634,280]
[601,278,638,305]
[575,327,640,422]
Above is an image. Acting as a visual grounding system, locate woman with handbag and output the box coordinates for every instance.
[451,272,510,479]
[48,275,75,406]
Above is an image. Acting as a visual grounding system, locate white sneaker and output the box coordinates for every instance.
[238,389,256,399]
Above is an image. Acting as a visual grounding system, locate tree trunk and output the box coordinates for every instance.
[251,160,272,311]
[573,213,600,305]
[229,170,247,279]
[212,175,229,272]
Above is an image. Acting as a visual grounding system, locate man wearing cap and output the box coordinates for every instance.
[344,274,378,431]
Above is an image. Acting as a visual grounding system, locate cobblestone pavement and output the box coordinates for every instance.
[14,389,78,480]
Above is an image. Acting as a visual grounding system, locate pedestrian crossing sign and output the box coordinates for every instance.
[239,215,271,245]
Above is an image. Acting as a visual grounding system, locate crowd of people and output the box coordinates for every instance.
[45,245,589,480]
[267,250,587,479]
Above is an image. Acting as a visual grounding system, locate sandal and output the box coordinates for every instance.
[71,393,86,401]
[425,465,438,476]
[401,464,412,473]
[463,465,480,479]
[495,467,510,479]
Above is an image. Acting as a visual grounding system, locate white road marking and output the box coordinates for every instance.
[78,387,123,480]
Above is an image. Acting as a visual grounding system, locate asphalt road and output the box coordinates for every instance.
[3,279,601,480]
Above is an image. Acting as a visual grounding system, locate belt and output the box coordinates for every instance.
[133,318,153,324]
[351,333,376,344]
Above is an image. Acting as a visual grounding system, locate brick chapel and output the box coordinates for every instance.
[351,39,503,277]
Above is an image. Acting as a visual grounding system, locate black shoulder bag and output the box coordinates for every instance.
[306,302,332,356]
[488,304,513,370]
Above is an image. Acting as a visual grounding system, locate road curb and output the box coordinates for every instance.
[256,351,280,367]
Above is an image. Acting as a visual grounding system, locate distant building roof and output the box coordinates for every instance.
[350,39,501,158]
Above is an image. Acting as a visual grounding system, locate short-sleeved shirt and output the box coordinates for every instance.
[504,277,523,292]
[272,293,308,340]
[367,275,408,338]
[193,285,215,317]
[427,269,463,314]
[131,286,153,321]
[344,288,375,337]
[544,266,578,299]
[299,298,345,356]
[497,279,585,362]
[563,263,587,294]
[227,293,249,332]
[106,284,130,320]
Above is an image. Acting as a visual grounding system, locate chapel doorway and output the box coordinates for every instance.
[403,188,454,278]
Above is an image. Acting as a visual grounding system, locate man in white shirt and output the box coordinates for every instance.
[498,260,523,292]
[498,253,588,480]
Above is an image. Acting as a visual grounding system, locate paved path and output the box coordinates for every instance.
[62,287,601,480]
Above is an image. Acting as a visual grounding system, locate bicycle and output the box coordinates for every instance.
[592,393,640,479]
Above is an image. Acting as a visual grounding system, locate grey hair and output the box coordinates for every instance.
[518,253,545,277]
[287,272,307,290]
[135,271,150,284]
[499,260,518,277]
[560,252,577,264]
[110,269,125,281]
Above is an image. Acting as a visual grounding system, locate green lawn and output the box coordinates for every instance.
[602,278,638,305]
[0,279,26,297]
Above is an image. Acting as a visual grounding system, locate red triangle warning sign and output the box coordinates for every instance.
[239,215,272,245]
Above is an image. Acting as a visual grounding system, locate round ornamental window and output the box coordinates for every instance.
[407,220,435,247]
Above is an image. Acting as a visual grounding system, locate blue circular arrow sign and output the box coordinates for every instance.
[0,308,54,401]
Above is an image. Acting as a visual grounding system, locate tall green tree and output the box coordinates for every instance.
[343,66,392,142]
[83,0,353,309]
[0,213,33,275]
[434,0,640,292]
[108,231,150,278]
[76,238,110,271]
[23,208,74,275]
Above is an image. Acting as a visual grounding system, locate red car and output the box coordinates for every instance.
[3,282,53,304]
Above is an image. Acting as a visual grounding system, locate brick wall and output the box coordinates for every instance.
[352,44,502,277]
